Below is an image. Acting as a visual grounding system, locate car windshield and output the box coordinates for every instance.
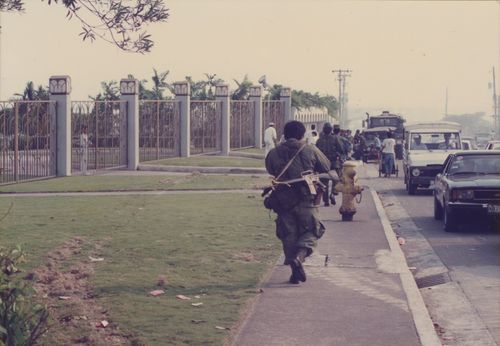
[447,154,500,174]
[410,132,460,150]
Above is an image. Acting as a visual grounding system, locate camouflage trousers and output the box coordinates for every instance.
[275,197,326,262]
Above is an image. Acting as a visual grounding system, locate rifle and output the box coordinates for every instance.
[261,170,340,197]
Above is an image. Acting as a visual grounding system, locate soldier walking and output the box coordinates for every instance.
[316,122,345,206]
[265,121,331,284]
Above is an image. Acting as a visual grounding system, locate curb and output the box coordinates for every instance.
[228,151,265,160]
[371,189,441,346]
[138,165,267,175]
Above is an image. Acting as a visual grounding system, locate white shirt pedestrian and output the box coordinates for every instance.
[264,123,277,156]
[79,128,89,175]
[305,125,318,145]
[381,137,396,154]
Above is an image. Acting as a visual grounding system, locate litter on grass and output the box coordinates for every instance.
[96,320,109,328]
[149,290,165,296]
[176,294,191,300]
[215,326,230,330]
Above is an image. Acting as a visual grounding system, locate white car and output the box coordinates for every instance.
[403,122,462,195]
[485,140,500,150]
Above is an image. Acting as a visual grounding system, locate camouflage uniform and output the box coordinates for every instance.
[265,139,331,263]
[316,132,346,205]
[316,132,346,174]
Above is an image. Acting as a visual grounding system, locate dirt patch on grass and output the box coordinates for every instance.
[29,237,140,345]
[232,251,260,263]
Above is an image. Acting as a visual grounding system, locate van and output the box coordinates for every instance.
[403,121,462,195]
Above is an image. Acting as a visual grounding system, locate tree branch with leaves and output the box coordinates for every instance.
[1,0,170,53]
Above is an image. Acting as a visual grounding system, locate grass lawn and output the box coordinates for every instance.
[144,156,264,168]
[0,174,272,193]
[0,193,279,345]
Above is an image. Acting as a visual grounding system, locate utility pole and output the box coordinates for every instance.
[332,69,352,128]
[492,67,498,139]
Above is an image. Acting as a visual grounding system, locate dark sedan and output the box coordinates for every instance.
[434,151,500,232]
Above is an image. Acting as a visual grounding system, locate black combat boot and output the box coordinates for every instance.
[289,273,300,284]
[290,248,307,282]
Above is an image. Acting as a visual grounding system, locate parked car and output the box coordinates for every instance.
[485,140,500,150]
[403,121,462,195]
[433,151,500,232]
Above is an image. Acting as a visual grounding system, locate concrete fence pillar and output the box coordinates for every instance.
[120,79,139,170]
[280,87,292,123]
[174,81,190,157]
[249,85,263,149]
[215,84,230,156]
[49,75,72,177]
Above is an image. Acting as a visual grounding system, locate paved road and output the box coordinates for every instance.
[360,161,500,345]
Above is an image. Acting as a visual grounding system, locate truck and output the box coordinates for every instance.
[362,111,405,159]
[403,121,463,195]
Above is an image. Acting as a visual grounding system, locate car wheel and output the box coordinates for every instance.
[434,196,443,220]
[443,207,456,232]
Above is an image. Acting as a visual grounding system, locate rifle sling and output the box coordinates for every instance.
[273,143,307,183]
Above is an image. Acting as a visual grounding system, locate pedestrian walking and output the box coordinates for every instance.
[381,131,396,177]
[264,122,278,157]
[331,125,347,174]
[265,121,331,284]
[353,129,366,160]
[373,134,381,150]
[305,124,318,145]
[79,126,89,175]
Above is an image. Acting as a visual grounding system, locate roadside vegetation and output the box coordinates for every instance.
[0,174,270,194]
[0,193,279,345]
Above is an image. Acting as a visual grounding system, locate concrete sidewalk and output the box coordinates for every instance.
[231,185,439,346]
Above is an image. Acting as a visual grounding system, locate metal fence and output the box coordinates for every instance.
[190,101,222,154]
[139,100,180,162]
[263,100,285,140]
[71,101,127,173]
[230,101,255,149]
[0,101,55,184]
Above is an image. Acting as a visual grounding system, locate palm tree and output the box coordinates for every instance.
[90,81,120,101]
[35,85,49,100]
[186,76,208,100]
[231,75,253,100]
[151,68,172,100]
[204,73,224,99]
[14,81,36,100]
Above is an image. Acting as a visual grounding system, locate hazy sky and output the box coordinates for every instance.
[1,0,499,124]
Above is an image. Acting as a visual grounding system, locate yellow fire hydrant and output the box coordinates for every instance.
[334,161,363,221]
